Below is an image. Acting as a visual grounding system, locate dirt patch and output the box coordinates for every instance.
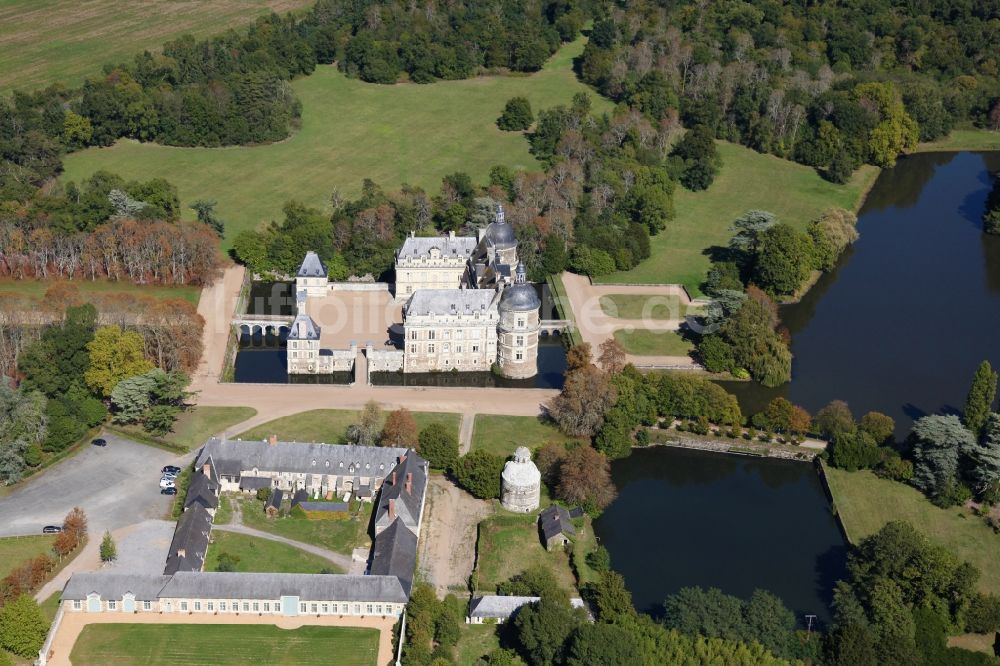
[417,476,493,597]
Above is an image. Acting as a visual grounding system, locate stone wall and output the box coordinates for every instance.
[367,347,404,373]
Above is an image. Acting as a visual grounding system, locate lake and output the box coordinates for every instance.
[725,151,1000,435]
[593,446,846,623]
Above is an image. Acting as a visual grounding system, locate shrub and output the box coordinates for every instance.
[966,593,1000,633]
[418,422,459,471]
[256,487,273,502]
[453,451,504,499]
[0,595,48,657]
[497,97,534,131]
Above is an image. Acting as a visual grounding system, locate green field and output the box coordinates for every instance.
[204,531,337,574]
[158,406,256,450]
[62,35,612,250]
[455,624,501,666]
[914,127,1000,153]
[600,142,879,294]
[0,0,313,93]
[470,415,583,458]
[473,514,577,595]
[0,278,200,305]
[70,623,378,666]
[238,497,372,555]
[0,535,54,578]
[613,329,695,356]
[825,467,1000,595]
[239,408,460,445]
[599,294,695,320]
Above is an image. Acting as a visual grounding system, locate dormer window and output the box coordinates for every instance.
[311,460,316,466]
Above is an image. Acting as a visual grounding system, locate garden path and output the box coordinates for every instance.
[211,522,353,573]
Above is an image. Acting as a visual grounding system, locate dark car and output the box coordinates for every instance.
[91,438,107,447]
[161,465,181,474]
[160,487,178,496]
[42,525,62,534]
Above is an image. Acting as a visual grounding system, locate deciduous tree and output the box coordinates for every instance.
[597,339,626,374]
[84,325,153,397]
[417,422,458,471]
[555,445,616,511]
[381,408,418,448]
[815,400,856,439]
[452,451,504,499]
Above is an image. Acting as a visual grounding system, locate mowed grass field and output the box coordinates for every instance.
[62,35,612,251]
[69,623,379,666]
[613,329,694,356]
[0,535,54,578]
[474,514,577,595]
[825,467,1000,595]
[600,142,879,294]
[470,414,583,458]
[120,406,257,451]
[0,0,313,92]
[239,408,460,444]
[238,497,372,555]
[204,531,336,574]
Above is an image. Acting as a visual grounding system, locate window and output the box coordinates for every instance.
[410,345,417,353]
[179,602,187,612]
[428,330,435,340]
[322,604,329,614]
[376,605,383,615]
[443,343,450,352]
[311,603,318,613]
[428,344,435,353]
[516,335,524,346]
[457,345,462,353]
[220,602,227,612]
[233,600,239,611]
[472,345,479,352]
[366,604,373,614]
[354,604,360,614]
[263,603,270,612]
[194,602,201,612]
[300,603,307,613]
[518,318,525,327]
[73,600,81,611]
[207,602,213,611]
[410,331,417,340]
[253,602,259,612]
[516,352,523,361]
[243,602,250,612]
[108,600,117,610]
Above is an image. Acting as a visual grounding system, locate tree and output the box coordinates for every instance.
[564,623,643,666]
[546,366,616,437]
[555,446,616,511]
[381,408,418,447]
[0,386,47,485]
[512,594,582,666]
[62,507,88,544]
[860,411,895,444]
[498,97,534,131]
[100,530,117,562]
[671,125,721,191]
[418,422,459,471]
[216,552,241,572]
[963,360,997,437]
[191,200,225,236]
[453,451,504,499]
[830,431,881,471]
[911,414,975,502]
[729,210,777,255]
[590,571,636,622]
[18,303,97,398]
[853,82,918,168]
[84,325,153,397]
[597,339,626,374]
[0,594,48,657]
[483,649,527,666]
[347,400,382,446]
[966,413,1000,499]
[752,223,814,296]
[565,343,592,373]
[815,400,856,439]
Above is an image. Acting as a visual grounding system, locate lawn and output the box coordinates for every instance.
[204,530,338,574]
[470,415,583,458]
[157,406,257,450]
[237,496,371,556]
[0,278,200,306]
[613,329,695,356]
[914,127,1000,153]
[825,468,1000,595]
[70,623,378,666]
[238,408,460,445]
[599,294,695,320]
[61,35,612,250]
[455,624,501,666]
[0,535,54,578]
[473,514,577,596]
[599,141,879,294]
[0,0,314,93]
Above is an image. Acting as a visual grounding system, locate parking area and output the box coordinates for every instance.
[0,433,190,538]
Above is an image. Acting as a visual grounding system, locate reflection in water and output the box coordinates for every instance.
[593,447,846,622]
[727,152,1000,436]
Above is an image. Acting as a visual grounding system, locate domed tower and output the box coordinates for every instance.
[497,263,540,379]
[501,446,541,513]
[488,205,518,267]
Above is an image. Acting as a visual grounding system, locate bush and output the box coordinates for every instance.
[497,97,534,131]
[634,429,650,447]
[418,422,459,471]
[256,487,273,502]
[0,595,48,657]
[453,451,504,499]
[586,545,611,573]
[966,593,1000,633]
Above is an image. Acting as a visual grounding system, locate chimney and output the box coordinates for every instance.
[202,463,211,478]
[388,499,396,521]
[405,472,413,495]
[391,471,397,486]
[268,434,277,446]
[449,230,455,239]
[177,548,186,559]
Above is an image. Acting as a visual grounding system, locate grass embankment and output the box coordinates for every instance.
[613,329,695,356]
[548,273,582,346]
[473,514,577,596]
[599,294,696,320]
[237,497,372,555]
[0,535,55,578]
[70,624,379,666]
[0,0,314,92]
[470,415,583,458]
[62,35,612,250]
[825,468,1000,595]
[239,408,460,444]
[0,279,201,305]
[600,142,879,294]
[204,531,337,574]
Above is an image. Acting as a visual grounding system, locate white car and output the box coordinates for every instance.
[159,478,176,489]
[161,471,178,479]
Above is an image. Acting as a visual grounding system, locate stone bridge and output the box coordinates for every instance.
[233,314,294,336]
[538,319,571,335]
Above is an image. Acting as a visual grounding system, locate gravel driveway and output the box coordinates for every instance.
[0,432,190,537]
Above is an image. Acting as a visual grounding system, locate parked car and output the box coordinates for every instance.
[160,487,177,496]
[161,465,181,474]
[42,525,62,534]
[91,438,107,447]
[159,479,176,489]
[161,471,178,479]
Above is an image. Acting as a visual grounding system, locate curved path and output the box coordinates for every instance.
[212,523,353,572]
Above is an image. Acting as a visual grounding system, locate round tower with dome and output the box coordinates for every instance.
[501,446,541,512]
[497,262,540,379]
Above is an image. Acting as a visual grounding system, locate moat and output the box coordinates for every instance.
[593,446,846,623]
[724,151,1000,435]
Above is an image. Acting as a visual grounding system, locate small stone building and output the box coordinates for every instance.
[539,505,575,551]
[500,447,541,513]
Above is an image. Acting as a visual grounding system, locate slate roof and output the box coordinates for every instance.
[196,439,409,479]
[163,505,213,575]
[296,251,327,278]
[404,289,497,317]
[287,311,321,341]
[184,472,219,512]
[291,488,309,508]
[239,476,272,491]
[397,235,477,260]
[469,595,586,619]
[374,450,428,531]
[539,505,575,542]
[63,573,171,601]
[368,519,418,595]
[265,489,283,512]
[499,264,540,312]
[160,572,408,603]
[297,502,348,512]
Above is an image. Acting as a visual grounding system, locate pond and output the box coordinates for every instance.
[724,152,1000,435]
[593,446,846,623]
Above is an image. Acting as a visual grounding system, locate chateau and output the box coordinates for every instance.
[287,205,541,379]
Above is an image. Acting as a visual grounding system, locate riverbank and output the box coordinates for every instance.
[645,426,821,461]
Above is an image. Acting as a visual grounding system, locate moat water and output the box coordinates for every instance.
[723,151,1000,436]
[593,447,846,623]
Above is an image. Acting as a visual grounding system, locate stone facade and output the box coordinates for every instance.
[402,289,499,373]
[500,447,541,513]
[295,251,328,297]
[395,232,477,297]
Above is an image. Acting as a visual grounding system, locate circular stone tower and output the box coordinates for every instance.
[497,263,540,379]
[501,446,541,512]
